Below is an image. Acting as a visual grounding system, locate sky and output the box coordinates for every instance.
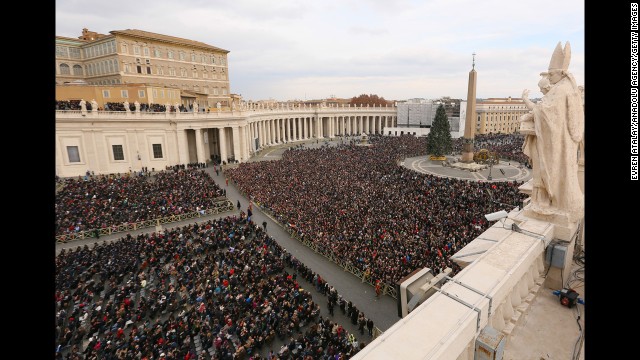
[56,0,584,102]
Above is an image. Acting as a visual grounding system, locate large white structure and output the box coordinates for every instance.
[397,99,464,136]
[55,104,397,177]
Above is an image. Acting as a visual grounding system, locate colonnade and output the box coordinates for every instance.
[183,113,396,164]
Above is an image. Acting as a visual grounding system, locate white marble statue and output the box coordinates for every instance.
[123,101,130,112]
[80,99,87,112]
[193,101,198,112]
[521,41,584,221]
[91,99,98,112]
[216,102,221,110]
[134,101,140,112]
[165,103,171,113]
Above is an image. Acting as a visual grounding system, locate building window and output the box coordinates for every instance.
[222,88,227,95]
[179,52,185,61]
[152,144,163,159]
[181,68,187,77]
[202,71,208,79]
[112,145,125,161]
[220,57,225,65]
[59,63,70,75]
[192,70,198,78]
[169,68,176,76]
[145,59,151,65]
[153,89,158,98]
[201,55,206,63]
[213,88,218,95]
[168,51,174,59]
[211,55,215,64]
[72,65,83,76]
[69,48,81,59]
[143,47,150,56]
[103,90,110,98]
[137,65,142,74]
[158,67,164,75]
[133,46,140,55]
[191,53,196,62]
[56,46,68,58]
[113,60,119,72]
[146,67,151,74]
[125,63,130,73]
[67,146,80,163]
[136,58,141,64]
[138,90,145,97]
[121,90,129,98]
[121,43,128,54]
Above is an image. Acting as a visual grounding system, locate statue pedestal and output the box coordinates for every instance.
[517,203,582,290]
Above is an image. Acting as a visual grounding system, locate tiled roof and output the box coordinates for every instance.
[110,29,229,53]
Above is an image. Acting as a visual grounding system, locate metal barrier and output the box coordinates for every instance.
[55,199,235,243]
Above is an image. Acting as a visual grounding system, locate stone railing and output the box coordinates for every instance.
[351,208,558,360]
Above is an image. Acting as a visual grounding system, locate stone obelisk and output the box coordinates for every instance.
[460,53,477,163]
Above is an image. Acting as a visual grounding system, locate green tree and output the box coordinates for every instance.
[427,104,453,156]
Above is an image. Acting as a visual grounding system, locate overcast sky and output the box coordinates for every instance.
[56,0,584,102]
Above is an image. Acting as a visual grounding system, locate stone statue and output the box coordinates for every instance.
[79,99,87,112]
[91,99,98,112]
[165,103,171,113]
[231,100,236,110]
[521,41,584,221]
[193,101,198,112]
[134,101,140,112]
[216,102,221,110]
[123,101,130,112]
[175,102,181,113]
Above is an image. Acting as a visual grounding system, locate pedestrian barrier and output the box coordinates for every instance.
[55,199,235,243]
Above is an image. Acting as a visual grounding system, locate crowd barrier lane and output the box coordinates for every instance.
[55,199,235,244]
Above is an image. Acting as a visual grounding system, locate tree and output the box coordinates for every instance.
[349,94,391,106]
[427,104,453,156]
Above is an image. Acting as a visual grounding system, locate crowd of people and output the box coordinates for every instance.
[452,133,528,165]
[55,169,225,237]
[56,216,368,359]
[55,101,192,113]
[225,135,527,286]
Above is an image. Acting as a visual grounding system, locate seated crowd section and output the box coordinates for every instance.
[225,135,527,286]
[55,168,225,236]
[56,216,370,360]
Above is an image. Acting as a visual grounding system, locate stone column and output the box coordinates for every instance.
[302,117,307,139]
[295,117,300,141]
[377,116,381,134]
[358,116,363,134]
[275,118,280,144]
[176,129,190,165]
[218,127,227,163]
[195,128,206,164]
[232,126,241,162]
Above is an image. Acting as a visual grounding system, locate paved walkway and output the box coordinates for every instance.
[403,155,532,182]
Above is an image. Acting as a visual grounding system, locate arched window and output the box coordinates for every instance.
[59,63,70,75]
[72,65,83,76]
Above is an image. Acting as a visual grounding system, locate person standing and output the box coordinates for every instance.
[237,200,241,211]
[262,221,267,231]
[366,318,374,337]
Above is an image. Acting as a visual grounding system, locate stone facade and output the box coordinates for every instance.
[55,28,231,108]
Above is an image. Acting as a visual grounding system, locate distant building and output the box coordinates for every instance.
[396,97,463,136]
[474,97,528,134]
[55,28,231,107]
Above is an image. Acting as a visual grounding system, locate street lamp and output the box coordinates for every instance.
[487,155,497,181]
